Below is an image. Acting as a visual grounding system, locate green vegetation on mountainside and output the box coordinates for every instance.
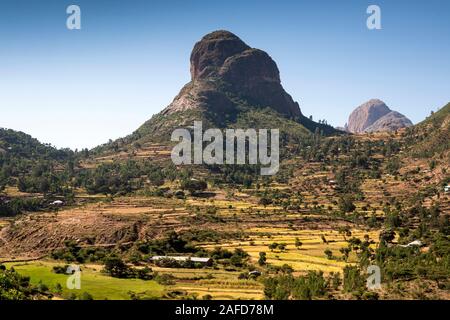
[404,103,450,158]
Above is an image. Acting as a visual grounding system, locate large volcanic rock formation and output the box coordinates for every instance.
[110,30,338,146]
[346,99,412,133]
[161,30,301,118]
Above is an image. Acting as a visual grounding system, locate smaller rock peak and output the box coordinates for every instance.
[361,99,388,108]
[201,30,242,41]
[367,98,385,104]
[347,99,411,133]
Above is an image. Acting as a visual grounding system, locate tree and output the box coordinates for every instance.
[295,238,303,250]
[258,252,267,266]
[80,292,94,300]
[180,179,207,194]
[339,196,356,213]
[268,243,278,252]
[343,266,365,293]
[226,248,250,268]
[324,249,333,260]
[339,247,351,262]
[338,226,352,240]
[379,229,396,244]
[0,267,36,300]
[280,264,294,274]
[39,178,50,194]
[292,271,327,300]
[258,197,272,207]
[330,272,341,290]
[103,256,131,278]
[17,178,27,192]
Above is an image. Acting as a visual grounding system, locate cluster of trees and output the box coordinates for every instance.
[0,128,71,162]
[208,164,260,188]
[209,247,249,268]
[0,265,42,300]
[103,256,153,280]
[179,229,245,243]
[333,204,450,298]
[180,179,207,195]
[50,241,109,263]
[1,131,199,198]
[152,257,207,269]
[136,231,204,258]
[79,161,197,196]
[0,129,75,195]
[263,267,381,300]
[263,271,333,300]
[0,197,45,217]
[374,232,449,287]
[268,243,287,252]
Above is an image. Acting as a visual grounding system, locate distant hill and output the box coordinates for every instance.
[0,128,69,161]
[97,31,338,152]
[0,128,72,191]
[346,99,412,133]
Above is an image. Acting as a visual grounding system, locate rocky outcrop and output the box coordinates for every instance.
[162,30,302,118]
[346,99,412,133]
[365,111,413,132]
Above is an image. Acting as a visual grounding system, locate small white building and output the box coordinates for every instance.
[444,185,450,193]
[50,200,64,206]
[151,256,211,264]
[400,240,423,248]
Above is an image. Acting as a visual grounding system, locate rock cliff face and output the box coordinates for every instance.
[162,30,302,118]
[346,99,412,133]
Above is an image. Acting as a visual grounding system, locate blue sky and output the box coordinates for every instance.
[1,0,449,149]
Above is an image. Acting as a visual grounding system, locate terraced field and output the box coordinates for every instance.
[200,228,379,274]
[1,130,448,300]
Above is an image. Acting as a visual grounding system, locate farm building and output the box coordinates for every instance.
[444,185,450,193]
[248,270,262,277]
[151,256,212,265]
[399,240,424,248]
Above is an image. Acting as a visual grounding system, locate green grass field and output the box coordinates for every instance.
[5,261,164,300]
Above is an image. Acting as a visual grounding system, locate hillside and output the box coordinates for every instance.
[0,128,73,189]
[0,128,69,162]
[404,102,450,159]
[1,120,449,300]
[0,129,76,217]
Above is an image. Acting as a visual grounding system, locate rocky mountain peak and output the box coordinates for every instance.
[346,99,412,133]
[163,30,301,118]
[190,30,250,80]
